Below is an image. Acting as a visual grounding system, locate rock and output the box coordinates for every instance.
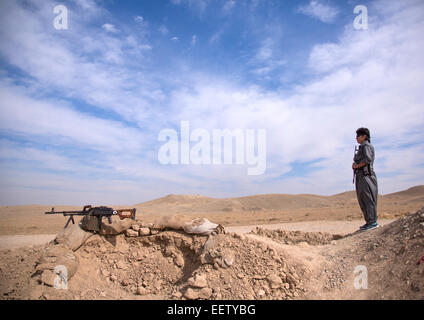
[139,228,151,236]
[224,257,234,267]
[286,274,297,286]
[150,229,160,235]
[233,233,243,239]
[260,243,268,251]
[164,245,176,257]
[141,222,154,228]
[116,260,127,270]
[203,237,215,252]
[125,229,139,237]
[184,288,198,300]
[257,289,265,297]
[55,223,94,251]
[222,249,235,267]
[101,216,134,235]
[174,254,184,268]
[121,279,129,286]
[154,280,163,290]
[100,268,110,277]
[131,224,140,231]
[267,274,283,289]
[136,286,148,295]
[173,291,183,299]
[411,281,420,292]
[188,274,207,288]
[40,270,56,287]
[198,287,212,299]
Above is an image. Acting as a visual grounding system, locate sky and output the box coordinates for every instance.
[0,0,423,205]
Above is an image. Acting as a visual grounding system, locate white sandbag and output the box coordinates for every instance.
[183,218,219,235]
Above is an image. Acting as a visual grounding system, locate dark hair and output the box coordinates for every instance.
[356,127,371,142]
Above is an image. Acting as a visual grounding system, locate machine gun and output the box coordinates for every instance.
[45,205,136,229]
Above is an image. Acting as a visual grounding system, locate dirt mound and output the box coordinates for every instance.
[314,207,424,299]
[76,230,307,300]
[356,207,424,298]
[250,228,342,246]
[0,227,309,300]
[81,231,308,300]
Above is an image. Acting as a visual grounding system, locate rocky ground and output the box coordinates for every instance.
[0,208,423,300]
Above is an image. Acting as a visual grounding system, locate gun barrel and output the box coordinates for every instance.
[44,208,86,215]
[44,205,93,215]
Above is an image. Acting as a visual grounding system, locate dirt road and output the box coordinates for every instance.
[0,234,56,250]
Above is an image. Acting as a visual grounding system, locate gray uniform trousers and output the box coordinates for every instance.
[354,141,378,224]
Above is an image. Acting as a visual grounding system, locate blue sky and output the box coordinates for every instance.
[0,0,423,205]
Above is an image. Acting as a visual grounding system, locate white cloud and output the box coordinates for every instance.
[170,0,210,15]
[73,0,106,18]
[102,23,119,33]
[0,84,146,152]
[159,25,169,35]
[257,45,272,61]
[209,29,224,43]
[191,34,198,45]
[298,0,339,23]
[0,0,159,126]
[223,0,236,14]
[250,38,287,76]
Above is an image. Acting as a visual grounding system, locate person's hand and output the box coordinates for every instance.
[352,163,357,170]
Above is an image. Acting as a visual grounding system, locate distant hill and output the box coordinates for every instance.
[135,185,424,215]
[382,185,424,198]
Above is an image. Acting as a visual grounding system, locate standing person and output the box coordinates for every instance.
[353,128,379,231]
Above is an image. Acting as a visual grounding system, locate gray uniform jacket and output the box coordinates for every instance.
[354,140,378,224]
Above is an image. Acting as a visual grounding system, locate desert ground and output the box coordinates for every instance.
[0,185,423,300]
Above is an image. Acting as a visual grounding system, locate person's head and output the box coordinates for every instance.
[356,127,371,144]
